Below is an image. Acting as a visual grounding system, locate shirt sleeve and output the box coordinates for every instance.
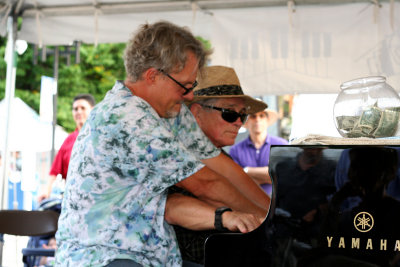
[49,148,64,176]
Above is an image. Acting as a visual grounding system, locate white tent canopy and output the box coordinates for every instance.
[1,0,399,95]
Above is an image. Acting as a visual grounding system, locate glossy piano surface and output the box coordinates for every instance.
[205,145,400,267]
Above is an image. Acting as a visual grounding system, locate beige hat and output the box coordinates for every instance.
[189,66,268,114]
[265,109,279,126]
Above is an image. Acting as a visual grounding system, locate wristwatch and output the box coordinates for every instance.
[214,207,232,231]
[243,167,249,173]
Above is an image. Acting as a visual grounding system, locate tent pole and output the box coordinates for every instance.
[1,16,17,211]
[50,47,59,164]
[0,14,17,266]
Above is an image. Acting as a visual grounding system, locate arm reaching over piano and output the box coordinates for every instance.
[165,193,263,233]
[201,152,270,211]
[176,164,267,219]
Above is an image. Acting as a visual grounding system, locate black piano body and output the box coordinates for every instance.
[205,145,400,267]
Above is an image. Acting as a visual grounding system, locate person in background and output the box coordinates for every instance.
[273,147,336,221]
[37,93,95,202]
[168,65,269,265]
[55,21,266,267]
[229,108,288,196]
[334,147,400,211]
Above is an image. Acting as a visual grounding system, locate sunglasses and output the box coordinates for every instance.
[158,69,198,95]
[200,104,248,124]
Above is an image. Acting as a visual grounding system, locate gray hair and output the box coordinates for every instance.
[124,20,212,82]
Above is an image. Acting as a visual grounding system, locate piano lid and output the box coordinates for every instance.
[205,145,400,267]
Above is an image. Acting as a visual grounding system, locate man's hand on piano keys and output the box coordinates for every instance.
[222,211,264,233]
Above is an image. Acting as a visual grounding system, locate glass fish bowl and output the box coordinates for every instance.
[333,76,400,138]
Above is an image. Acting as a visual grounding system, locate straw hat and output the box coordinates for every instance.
[264,109,279,126]
[189,66,268,114]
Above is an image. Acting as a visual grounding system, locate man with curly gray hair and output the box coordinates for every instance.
[55,21,267,267]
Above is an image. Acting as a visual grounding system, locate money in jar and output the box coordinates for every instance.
[333,76,400,138]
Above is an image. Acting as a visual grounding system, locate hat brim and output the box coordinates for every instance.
[264,109,279,126]
[189,95,268,114]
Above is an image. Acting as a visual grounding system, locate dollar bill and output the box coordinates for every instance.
[373,109,400,137]
[336,105,400,138]
[357,105,382,135]
[387,106,400,113]
[336,115,358,132]
[346,130,365,138]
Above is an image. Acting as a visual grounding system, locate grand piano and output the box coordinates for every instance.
[205,145,400,267]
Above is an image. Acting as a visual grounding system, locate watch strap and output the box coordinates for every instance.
[214,207,232,231]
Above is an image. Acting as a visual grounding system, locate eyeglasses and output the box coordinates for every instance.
[200,104,248,124]
[158,69,198,95]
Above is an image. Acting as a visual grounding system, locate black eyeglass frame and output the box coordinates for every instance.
[158,69,198,96]
[200,104,249,124]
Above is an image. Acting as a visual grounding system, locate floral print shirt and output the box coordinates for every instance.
[55,81,219,266]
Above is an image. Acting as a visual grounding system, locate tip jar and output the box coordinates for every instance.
[333,76,400,138]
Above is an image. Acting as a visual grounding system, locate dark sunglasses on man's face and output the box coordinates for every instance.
[158,69,198,95]
[200,104,248,124]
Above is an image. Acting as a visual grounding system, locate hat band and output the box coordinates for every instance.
[194,85,244,97]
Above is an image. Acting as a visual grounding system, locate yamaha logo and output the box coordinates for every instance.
[354,212,374,233]
[326,211,400,251]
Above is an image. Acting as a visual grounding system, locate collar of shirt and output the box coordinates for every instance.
[245,135,270,149]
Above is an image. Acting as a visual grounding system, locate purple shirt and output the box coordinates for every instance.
[229,134,288,195]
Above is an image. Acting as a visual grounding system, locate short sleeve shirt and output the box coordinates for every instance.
[229,135,288,195]
[55,81,219,266]
[229,135,288,168]
[49,129,79,179]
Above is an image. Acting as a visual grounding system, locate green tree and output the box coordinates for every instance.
[0,39,126,132]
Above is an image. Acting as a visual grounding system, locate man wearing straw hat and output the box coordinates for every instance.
[166,65,270,265]
[187,66,268,147]
[230,107,289,196]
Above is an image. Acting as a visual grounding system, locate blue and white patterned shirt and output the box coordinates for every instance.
[55,81,219,266]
